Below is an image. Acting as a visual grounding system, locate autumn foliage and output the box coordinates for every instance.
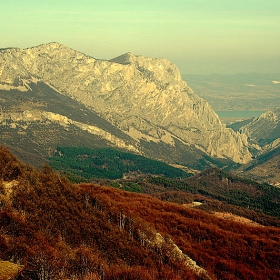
[0,146,280,280]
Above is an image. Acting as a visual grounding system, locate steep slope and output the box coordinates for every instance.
[241,146,280,186]
[0,81,138,166]
[0,146,206,280]
[236,108,280,183]
[0,42,251,164]
[0,146,280,280]
[239,107,280,148]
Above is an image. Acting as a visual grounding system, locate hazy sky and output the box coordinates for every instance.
[1,0,279,74]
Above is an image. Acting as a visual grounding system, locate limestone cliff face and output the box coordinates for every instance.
[238,108,280,156]
[0,109,137,153]
[0,43,251,163]
[240,108,280,145]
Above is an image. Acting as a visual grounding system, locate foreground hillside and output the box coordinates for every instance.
[0,146,280,280]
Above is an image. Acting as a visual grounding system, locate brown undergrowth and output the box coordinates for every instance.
[0,146,279,279]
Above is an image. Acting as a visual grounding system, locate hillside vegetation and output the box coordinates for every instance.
[168,168,280,219]
[49,146,192,181]
[49,146,280,222]
[0,146,280,280]
[90,167,280,225]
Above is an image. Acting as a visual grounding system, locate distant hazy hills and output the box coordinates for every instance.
[0,42,252,167]
[183,73,280,114]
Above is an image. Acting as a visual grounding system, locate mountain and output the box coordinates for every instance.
[0,80,139,166]
[241,146,280,186]
[239,107,280,148]
[0,42,251,166]
[232,108,280,184]
[1,146,280,280]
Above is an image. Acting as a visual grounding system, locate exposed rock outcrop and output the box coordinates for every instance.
[0,43,252,163]
[0,109,138,152]
[137,230,211,279]
[240,108,280,148]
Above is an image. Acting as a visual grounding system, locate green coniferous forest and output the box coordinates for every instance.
[49,146,191,181]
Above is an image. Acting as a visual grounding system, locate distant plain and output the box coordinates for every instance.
[183,73,280,124]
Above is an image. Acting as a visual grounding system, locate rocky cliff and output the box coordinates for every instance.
[239,108,280,149]
[0,42,251,164]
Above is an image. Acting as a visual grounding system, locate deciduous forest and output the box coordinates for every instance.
[0,146,280,280]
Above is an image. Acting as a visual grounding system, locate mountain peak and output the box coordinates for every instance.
[28,42,70,52]
[109,52,137,65]
[41,42,64,48]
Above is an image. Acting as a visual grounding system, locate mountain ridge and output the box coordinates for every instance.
[0,42,251,164]
[234,108,280,185]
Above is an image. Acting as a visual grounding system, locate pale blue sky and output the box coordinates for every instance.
[1,0,279,74]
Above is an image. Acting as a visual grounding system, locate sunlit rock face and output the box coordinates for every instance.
[238,108,280,155]
[240,108,280,145]
[0,43,251,163]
